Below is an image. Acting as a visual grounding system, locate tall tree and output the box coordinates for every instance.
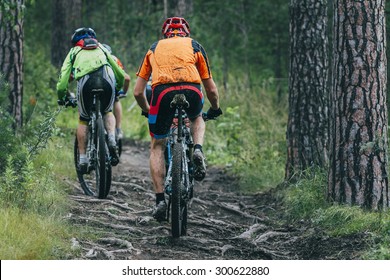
[51,0,81,68]
[174,0,193,16]
[0,0,25,129]
[328,0,389,210]
[285,0,329,180]
[164,0,193,17]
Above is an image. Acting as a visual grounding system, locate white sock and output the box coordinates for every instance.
[79,154,88,164]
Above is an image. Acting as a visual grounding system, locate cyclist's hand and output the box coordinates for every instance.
[58,96,77,108]
[206,107,223,120]
[141,110,149,118]
[67,97,77,108]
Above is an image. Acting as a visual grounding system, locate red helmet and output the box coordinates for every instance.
[161,17,190,38]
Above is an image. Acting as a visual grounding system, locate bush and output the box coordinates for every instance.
[205,78,287,192]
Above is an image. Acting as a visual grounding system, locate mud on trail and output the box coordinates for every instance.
[65,140,370,260]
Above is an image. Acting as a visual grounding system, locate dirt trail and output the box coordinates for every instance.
[65,140,369,260]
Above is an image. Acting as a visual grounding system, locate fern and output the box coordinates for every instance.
[25,108,61,158]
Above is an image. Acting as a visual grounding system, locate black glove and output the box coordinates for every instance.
[116,90,127,99]
[58,96,77,108]
[206,107,222,120]
[57,98,66,106]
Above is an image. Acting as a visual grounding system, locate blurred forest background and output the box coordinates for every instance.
[23,0,291,188]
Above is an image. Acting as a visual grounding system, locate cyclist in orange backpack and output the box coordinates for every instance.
[133,17,222,221]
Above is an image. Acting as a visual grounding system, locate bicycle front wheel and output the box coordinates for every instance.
[96,117,111,198]
[171,142,187,237]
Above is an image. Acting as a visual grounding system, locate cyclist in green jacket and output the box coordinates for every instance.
[56,27,128,172]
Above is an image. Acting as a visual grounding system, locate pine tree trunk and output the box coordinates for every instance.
[51,0,81,68]
[0,0,24,129]
[51,0,68,68]
[328,0,389,210]
[286,0,329,180]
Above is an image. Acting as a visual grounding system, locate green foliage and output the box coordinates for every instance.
[0,126,69,214]
[205,78,288,192]
[312,206,384,236]
[23,108,62,158]
[116,97,150,140]
[0,114,16,175]
[281,168,390,260]
[0,75,19,174]
[314,207,390,260]
[0,208,72,260]
[283,167,328,219]
[1,153,33,209]
[23,45,58,124]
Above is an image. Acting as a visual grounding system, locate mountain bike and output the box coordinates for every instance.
[59,90,113,199]
[164,94,215,238]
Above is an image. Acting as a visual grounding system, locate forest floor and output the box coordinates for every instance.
[64,140,371,260]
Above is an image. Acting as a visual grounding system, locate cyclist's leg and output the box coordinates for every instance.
[76,74,93,167]
[150,137,167,194]
[113,98,123,138]
[191,115,205,145]
[184,84,207,180]
[100,65,116,144]
[149,85,176,219]
[184,83,205,145]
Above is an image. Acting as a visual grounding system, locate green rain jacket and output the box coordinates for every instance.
[56,44,126,100]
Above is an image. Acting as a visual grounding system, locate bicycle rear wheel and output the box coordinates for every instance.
[171,142,187,237]
[117,138,122,157]
[74,137,94,196]
[96,117,112,198]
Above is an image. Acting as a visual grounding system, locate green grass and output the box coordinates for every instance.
[282,168,390,259]
[0,113,76,259]
[0,208,72,259]
[283,168,328,219]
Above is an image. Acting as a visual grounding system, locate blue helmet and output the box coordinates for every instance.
[71,27,96,45]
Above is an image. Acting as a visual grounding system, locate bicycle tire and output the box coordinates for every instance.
[74,137,94,196]
[96,117,111,198]
[171,142,185,237]
[104,138,112,197]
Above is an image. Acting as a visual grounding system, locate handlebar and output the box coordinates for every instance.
[58,97,77,108]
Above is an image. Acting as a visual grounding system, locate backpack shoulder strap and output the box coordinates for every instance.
[70,47,83,66]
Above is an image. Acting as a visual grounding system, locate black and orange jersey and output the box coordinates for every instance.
[136,36,212,87]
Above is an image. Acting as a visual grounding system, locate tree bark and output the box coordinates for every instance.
[286,0,329,180]
[0,0,24,129]
[51,0,81,68]
[328,0,389,210]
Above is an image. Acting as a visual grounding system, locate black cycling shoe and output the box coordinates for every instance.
[78,162,88,174]
[193,149,206,181]
[152,201,167,222]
